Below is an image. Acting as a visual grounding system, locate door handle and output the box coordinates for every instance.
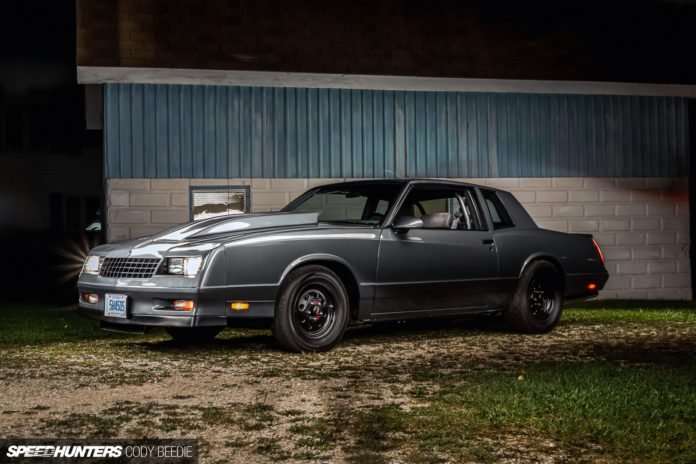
[482,239,494,245]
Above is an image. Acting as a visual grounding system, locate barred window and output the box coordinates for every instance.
[190,186,250,221]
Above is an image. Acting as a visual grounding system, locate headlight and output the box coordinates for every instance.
[165,257,203,278]
[82,255,101,275]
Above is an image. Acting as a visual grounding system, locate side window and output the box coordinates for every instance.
[481,189,514,229]
[395,186,484,230]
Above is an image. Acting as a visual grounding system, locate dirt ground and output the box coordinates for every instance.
[1,314,695,463]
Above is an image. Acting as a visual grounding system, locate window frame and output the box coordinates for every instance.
[479,188,515,230]
[189,185,251,221]
[284,183,405,227]
[389,183,487,231]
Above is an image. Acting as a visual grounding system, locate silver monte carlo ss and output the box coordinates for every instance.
[78,179,608,352]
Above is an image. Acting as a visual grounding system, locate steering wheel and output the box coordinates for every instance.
[414,202,426,217]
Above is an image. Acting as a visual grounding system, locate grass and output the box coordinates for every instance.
[1,300,695,462]
[344,359,696,463]
[0,303,131,346]
[563,299,696,324]
[1,300,694,347]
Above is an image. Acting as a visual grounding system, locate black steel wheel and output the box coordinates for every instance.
[274,265,349,352]
[504,260,563,333]
[528,275,556,321]
[292,286,337,339]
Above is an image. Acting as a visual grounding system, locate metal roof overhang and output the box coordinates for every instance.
[78,66,696,98]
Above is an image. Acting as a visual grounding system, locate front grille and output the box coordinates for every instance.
[99,258,161,279]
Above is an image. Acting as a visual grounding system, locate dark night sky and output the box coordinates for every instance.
[0,1,75,92]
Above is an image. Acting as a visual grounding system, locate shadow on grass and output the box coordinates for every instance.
[135,332,277,355]
[135,315,505,354]
[133,311,696,374]
[2,299,694,350]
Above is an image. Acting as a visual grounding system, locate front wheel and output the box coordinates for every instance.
[273,265,350,352]
[504,260,563,333]
[166,327,222,343]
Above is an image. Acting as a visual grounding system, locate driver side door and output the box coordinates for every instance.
[372,184,499,317]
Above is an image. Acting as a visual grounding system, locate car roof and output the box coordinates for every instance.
[310,178,496,191]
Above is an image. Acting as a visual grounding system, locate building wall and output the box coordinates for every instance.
[104,84,690,180]
[106,176,691,300]
[75,0,696,84]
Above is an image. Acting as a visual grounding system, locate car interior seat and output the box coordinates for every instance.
[421,212,450,229]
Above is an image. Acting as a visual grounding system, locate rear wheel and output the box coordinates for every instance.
[273,265,349,352]
[504,260,563,333]
[166,326,222,343]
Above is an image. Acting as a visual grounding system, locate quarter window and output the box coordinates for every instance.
[481,189,514,229]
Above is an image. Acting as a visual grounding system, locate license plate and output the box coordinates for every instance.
[105,294,128,318]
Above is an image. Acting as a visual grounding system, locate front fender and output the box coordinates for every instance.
[199,246,228,287]
[279,253,360,285]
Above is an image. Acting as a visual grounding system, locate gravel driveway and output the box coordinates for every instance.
[1,309,695,463]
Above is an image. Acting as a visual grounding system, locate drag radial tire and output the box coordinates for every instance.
[504,260,563,333]
[166,327,222,343]
[274,265,350,352]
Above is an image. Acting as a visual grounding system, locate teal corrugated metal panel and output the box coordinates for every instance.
[104,84,690,179]
[250,87,263,178]
[180,86,192,176]
[117,85,131,177]
[372,91,384,178]
[384,91,396,177]
[340,89,351,178]
[271,87,282,178]
[361,91,374,178]
[130,85,144,178]
[104,85,118,177]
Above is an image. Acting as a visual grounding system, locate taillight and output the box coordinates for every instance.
[592,238,604,265]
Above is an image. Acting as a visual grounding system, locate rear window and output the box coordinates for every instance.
[481,189,514,229]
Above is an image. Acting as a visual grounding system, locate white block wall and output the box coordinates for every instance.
[106,177,691,300]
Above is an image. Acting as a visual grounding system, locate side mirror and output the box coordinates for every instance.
[392,216,424,232]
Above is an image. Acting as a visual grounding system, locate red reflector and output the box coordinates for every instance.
[173,300,195,311]
[587,283,597,290]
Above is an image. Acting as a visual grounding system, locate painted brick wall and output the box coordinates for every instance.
[106,177,690,300]
[76,0,696,83]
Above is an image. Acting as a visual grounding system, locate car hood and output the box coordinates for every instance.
[90,212,319,257]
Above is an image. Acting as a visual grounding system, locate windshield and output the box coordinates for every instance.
[283,184,404,225]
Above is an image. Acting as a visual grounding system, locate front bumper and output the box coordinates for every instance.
[77,283,227,328]
[77,276,277,329]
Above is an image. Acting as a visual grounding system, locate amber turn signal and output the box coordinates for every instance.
[173,300,195,311]
[230,302,249,311]
[83,293,98,304]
